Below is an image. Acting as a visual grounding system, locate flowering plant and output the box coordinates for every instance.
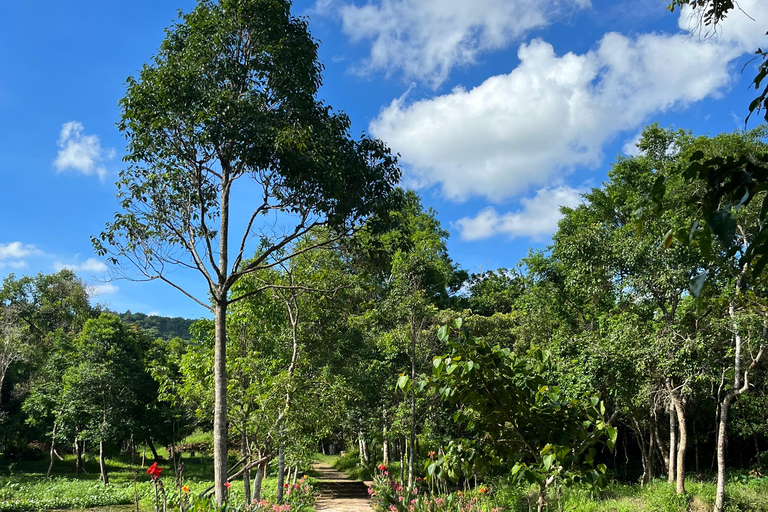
[147,463,167,512]
[248,476,315,512]
[368,474,496,512]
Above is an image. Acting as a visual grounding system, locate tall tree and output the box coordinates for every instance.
[93,0,399,502]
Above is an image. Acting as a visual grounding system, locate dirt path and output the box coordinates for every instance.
[313,461,372,512]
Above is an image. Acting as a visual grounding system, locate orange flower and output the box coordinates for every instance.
[182,485,190,494]
[479,486,487,494]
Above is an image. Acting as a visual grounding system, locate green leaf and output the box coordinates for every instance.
[542,453,555,471]
[437,325,449,342]
[396,375,411,394]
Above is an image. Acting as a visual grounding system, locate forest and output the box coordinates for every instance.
[3,0,768,511]
[2,124,768,512]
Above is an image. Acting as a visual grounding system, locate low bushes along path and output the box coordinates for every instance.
[313,461,372,512]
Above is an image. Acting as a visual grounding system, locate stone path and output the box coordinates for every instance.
[313,461,373,512]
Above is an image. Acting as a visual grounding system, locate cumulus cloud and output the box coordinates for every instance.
[456,187,584,241]
[0,242,42,269]
[53,121,115,180]
[53,258,109,273]
[87,283,119,297]
[336,0,589,87]
[370,0,768,203]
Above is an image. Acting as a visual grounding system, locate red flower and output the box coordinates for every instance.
[284,484,289,488]
[378,464,386,471]
[224,481,231,489]
[147,462,163,479]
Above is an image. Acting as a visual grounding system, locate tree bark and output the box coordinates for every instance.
[668,401,677,484]
[252,459,266,502]
[148,438,160,462]
[75,437,83,474]
[653,417,670,475]
[99,440,109,486]
[667,379,687,494]
[47,422,58,478]
[277,444,286,503]
[213,298,229,505]
[383,406,389,465]
[242,431,251,505]
[408,324,416,490]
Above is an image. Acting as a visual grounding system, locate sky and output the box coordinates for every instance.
[1,0,767,319]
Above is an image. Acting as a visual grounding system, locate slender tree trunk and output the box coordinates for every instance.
[75,437,83,474]
[408,325,416,490]
[653,416,670,475]
[213,297,229,505]
[99,440,109,486]
[47,422,58,478]
[242,431,251,505]
[148,439,160,462]
[667,379,687,494]
[632,416,651,485]
[252,459,266,502]
[383,406,389,465]
[668,401,677,484]
[715,393,734,512]
[277,444,286,503]
[399,439,405,486]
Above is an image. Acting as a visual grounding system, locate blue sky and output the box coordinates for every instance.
[1,0,767,319]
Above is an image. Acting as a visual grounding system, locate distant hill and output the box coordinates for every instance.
[116,311,197,341]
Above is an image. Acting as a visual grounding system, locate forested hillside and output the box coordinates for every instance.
[115,311,196,341]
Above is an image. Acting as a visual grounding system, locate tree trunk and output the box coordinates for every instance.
[667,380,687,494]
[715,393,734,512]
[242,431,251,505]
[653,417,670,475]
[408,328,416,490]
[632,416,652,485]
[148,439,160,462]
[383,420,389,465]
[399,439,405,486]
[99,440,109,486]
[668,401,677,484]
[47,422,58,478]
[75,438,83,474]
[213,298,229,505]
[277,445,286,503]
[252,459,266,502]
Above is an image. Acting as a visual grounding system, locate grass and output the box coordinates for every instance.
[0,450,279,512]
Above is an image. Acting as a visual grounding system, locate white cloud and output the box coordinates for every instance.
[87,283,119,297]
[53,258,109,273]
[0,242,42,269]
[622,132,643,156]
[53,121,115,180]
[0,241,36,260]
[456,187,584,241]
[336,0,590,87]
[370,0,768,203]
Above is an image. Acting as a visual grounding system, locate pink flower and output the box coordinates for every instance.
[224,481,231,489]
[368,488,374,496]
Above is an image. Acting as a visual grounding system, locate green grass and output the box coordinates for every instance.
[482,475,768,512]
[0,452,279,512]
